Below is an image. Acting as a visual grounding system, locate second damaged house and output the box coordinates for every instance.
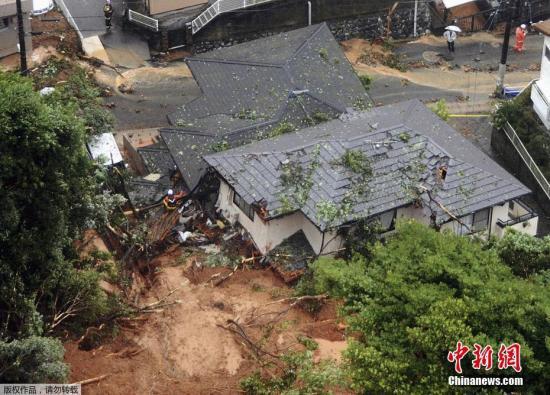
[126,23,370,207]
[204,100,539,255]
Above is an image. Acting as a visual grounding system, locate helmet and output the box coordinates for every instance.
[167,189,174,195]
[520,24,526,29]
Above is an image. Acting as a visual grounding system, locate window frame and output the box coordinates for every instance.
[0,17,9,31]
[233,191,254,220]
[472,207,491,233]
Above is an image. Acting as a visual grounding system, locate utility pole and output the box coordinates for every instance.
[413,0,418,37]
[15,0,28,75]
[496,0,521,95]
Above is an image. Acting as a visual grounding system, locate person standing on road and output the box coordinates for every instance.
[103,0,114,30]
[444,29,457,53]
[514,24,527,52]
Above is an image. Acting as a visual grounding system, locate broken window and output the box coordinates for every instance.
[368,209,396,232]
[233,191,254,220]
[0,18,9,30]
[438,165,448,182]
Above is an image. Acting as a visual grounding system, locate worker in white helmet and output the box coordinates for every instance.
[514,24,527,52]
[163,188,186,211]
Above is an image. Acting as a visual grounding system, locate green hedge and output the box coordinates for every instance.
[494,88,550,179]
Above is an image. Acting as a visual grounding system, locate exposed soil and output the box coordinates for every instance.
[65,247,345,394]
[31,11,81,57]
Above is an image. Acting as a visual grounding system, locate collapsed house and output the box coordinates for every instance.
[126,23,370,207]
[203,99,539,255]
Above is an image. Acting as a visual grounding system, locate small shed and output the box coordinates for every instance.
[531,19,550,130]
[87,133,124,167]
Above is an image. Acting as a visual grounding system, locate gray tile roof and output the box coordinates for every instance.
[204,100,531,230]
[161,23,369,190]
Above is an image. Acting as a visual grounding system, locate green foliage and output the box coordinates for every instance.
[341,219,383,259]
[352,97,370,111]
[358,74,373,91]
[494,230,550,277]
[210,140,230,152]
[432,99,450,121]
[309,221,550,393]
[337,150,372,176]
[240,350,343,394]
[0,336,68,383]
[381,53,407,72]
[318,48,329,62]
[0,71,117,341]
[311,112,331,124]
[493,89,550,179]
[276,145,321,215]
[270,122,296,138]
[297,336,319,351]
[236,109,258,120]
[38,63,114,136]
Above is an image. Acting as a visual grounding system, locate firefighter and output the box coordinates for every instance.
[103,0,114,31]
[163,189,186,211]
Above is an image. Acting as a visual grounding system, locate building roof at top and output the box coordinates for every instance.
[204,100,530,231]
[160,23,370,191]
[533,19,550,36]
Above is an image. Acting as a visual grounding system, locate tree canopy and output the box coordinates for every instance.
[307,221,550,394]
[0,70,113,341]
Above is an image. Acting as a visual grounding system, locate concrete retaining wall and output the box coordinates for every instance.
[163,0,431,52]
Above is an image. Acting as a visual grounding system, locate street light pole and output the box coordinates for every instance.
[15,0,28,75]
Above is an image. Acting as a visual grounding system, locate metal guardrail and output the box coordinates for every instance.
[192,0,276,34]
[502,122,550,201]
[129,9,159,32]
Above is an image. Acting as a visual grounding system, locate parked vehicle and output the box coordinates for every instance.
[31,0,54,16]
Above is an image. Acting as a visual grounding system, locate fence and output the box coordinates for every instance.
[450,0,549,34]
[129,9,159,32]
[192,0,277,34]
[502,122,550,201]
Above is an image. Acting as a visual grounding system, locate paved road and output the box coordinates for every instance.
[57,0,123,38]
[57,0,150,66]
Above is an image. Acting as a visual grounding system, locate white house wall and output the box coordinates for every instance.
[531,35,550,129]
[216,180,537,254]
[217,180,336,254]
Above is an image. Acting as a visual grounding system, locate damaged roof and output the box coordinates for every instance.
[204,100,531,230]
[160,23,370,190]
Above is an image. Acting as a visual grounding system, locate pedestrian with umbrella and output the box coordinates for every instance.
[444,25,461,53]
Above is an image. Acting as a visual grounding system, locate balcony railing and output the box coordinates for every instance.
[496,200,538,228]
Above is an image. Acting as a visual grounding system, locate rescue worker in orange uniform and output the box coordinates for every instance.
[163,189,186,211]
[514,24,527,53]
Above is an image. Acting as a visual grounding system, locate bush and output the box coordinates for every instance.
[494,230,550,277]
[309,221,550,393]
[358,74,372,91]
[0,336,68,383]
[433,99,450,121]
[493,88,550,180]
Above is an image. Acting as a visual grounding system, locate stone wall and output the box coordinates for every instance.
[189,0,431,52]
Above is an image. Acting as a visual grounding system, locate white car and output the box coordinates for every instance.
[31,0,54,16]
